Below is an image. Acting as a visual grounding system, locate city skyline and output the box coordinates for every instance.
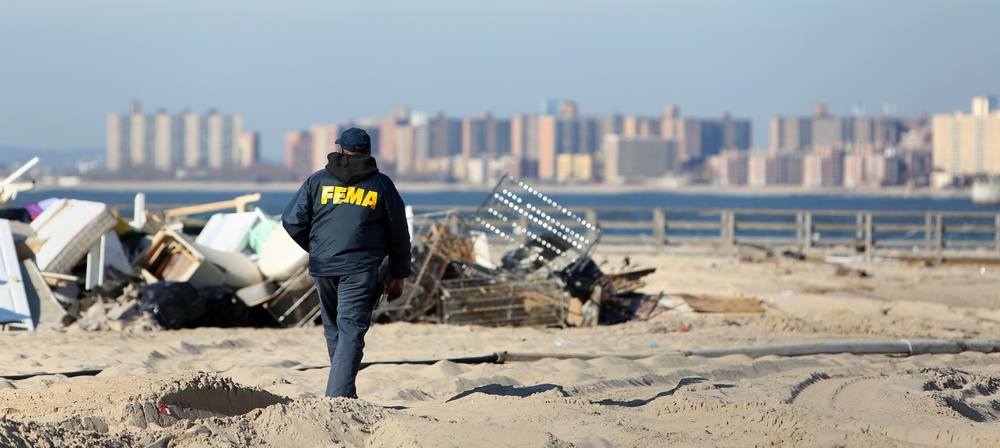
[2,1,999,162]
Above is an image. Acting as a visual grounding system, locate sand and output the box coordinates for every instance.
[1,245,999,447]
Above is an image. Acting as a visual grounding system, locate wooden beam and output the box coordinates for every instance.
[163,193,262,217]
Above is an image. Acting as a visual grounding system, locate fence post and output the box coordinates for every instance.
[924,213,933,253]
[864,212,874,261]
[719,211,727,248]
[934,213,944,256]
[653,208,665,253]
[995,214,1000,255]
[796,211,813,251]
[796,212,803,247]
[855,212,864,243]
[804,212,813,251]
[722,211,735,249]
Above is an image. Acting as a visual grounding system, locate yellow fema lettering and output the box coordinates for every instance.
[320,185,378,210]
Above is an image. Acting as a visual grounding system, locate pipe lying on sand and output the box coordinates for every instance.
[501,339,1000,363]
[681,339,1000,358]
[318,339,1000,371]
[8,340,1000,380]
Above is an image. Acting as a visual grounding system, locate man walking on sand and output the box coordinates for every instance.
[282,127,411,398]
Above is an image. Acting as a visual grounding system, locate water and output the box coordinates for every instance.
[11,186,1000,215]
[9,185,1000,247]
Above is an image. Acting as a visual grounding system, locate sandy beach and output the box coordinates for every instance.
[1,245,999,447]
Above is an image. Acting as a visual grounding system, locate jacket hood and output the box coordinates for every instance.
[326,152,379,185]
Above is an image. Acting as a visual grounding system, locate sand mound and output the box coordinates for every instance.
[0,370,390,447]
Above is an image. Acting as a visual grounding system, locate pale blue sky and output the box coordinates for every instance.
[1,0,997,162]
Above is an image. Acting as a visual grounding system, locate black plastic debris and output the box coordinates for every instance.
[137,282,205,329]
[134,282,276,330]
[195,285,276,328]
[0,207,31,223]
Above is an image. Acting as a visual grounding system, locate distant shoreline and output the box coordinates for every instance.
[30,180,973,199]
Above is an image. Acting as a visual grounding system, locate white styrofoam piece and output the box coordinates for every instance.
[191,239,264,289]
[101,230,132,274]
[195,212,260,253]
[0,220,33,330]
[470,230,495,269]
[84,231,134,290]
[258,222,309,282]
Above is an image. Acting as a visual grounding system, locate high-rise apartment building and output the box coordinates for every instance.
[280,101,748,185]
[932,96,1000,177]
[206,111,242,169]
[660,106,751,162]
[802,148,845,187]
[237,131,259,167]
[747,151,804,187]
[181,112,200,167]
[509,114,539,178]
[106,101,251,173]
[284,130,314,180]
[462,113,511,158]
[714,146,925,188]
[152,109,174,170]
[603,134,680,185]
[128,102,149,167]
[290,122,382,177]
[411,112,433,176]
[770,117,812,151]
[106,101,154,171]
[622,116,660,138]
[844,149,879,188]
[771,103,911,152]
[555,153,594,183]
[377,112,408,167]
[429,113,462,158]
[310,124,343,171]
[708,150,749,186]
[873,116,903,149]
[513,113,543,162]
[530,106,603,181]
[393,124,417,176]
[811,104,850,149]
[537,115,558,179]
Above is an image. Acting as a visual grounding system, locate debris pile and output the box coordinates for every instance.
[374,175,662,327]
[0,174,663,332]
[0,193,284,331]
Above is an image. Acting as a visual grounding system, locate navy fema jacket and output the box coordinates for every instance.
[281,152,412,280]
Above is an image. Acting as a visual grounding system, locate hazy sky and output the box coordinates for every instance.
[2,1,998,162]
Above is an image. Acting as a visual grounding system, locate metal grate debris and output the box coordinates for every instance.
[438,277,568,327]
[470,174,602,275]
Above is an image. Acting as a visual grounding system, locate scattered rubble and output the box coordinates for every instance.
[373,175,666,327]
[0,174,669,332]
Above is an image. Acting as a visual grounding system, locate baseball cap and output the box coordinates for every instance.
[335,128,372,154]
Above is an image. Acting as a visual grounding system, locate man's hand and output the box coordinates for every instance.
[386,278,405,303]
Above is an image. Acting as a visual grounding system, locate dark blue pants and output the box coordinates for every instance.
[313,266,379,398]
